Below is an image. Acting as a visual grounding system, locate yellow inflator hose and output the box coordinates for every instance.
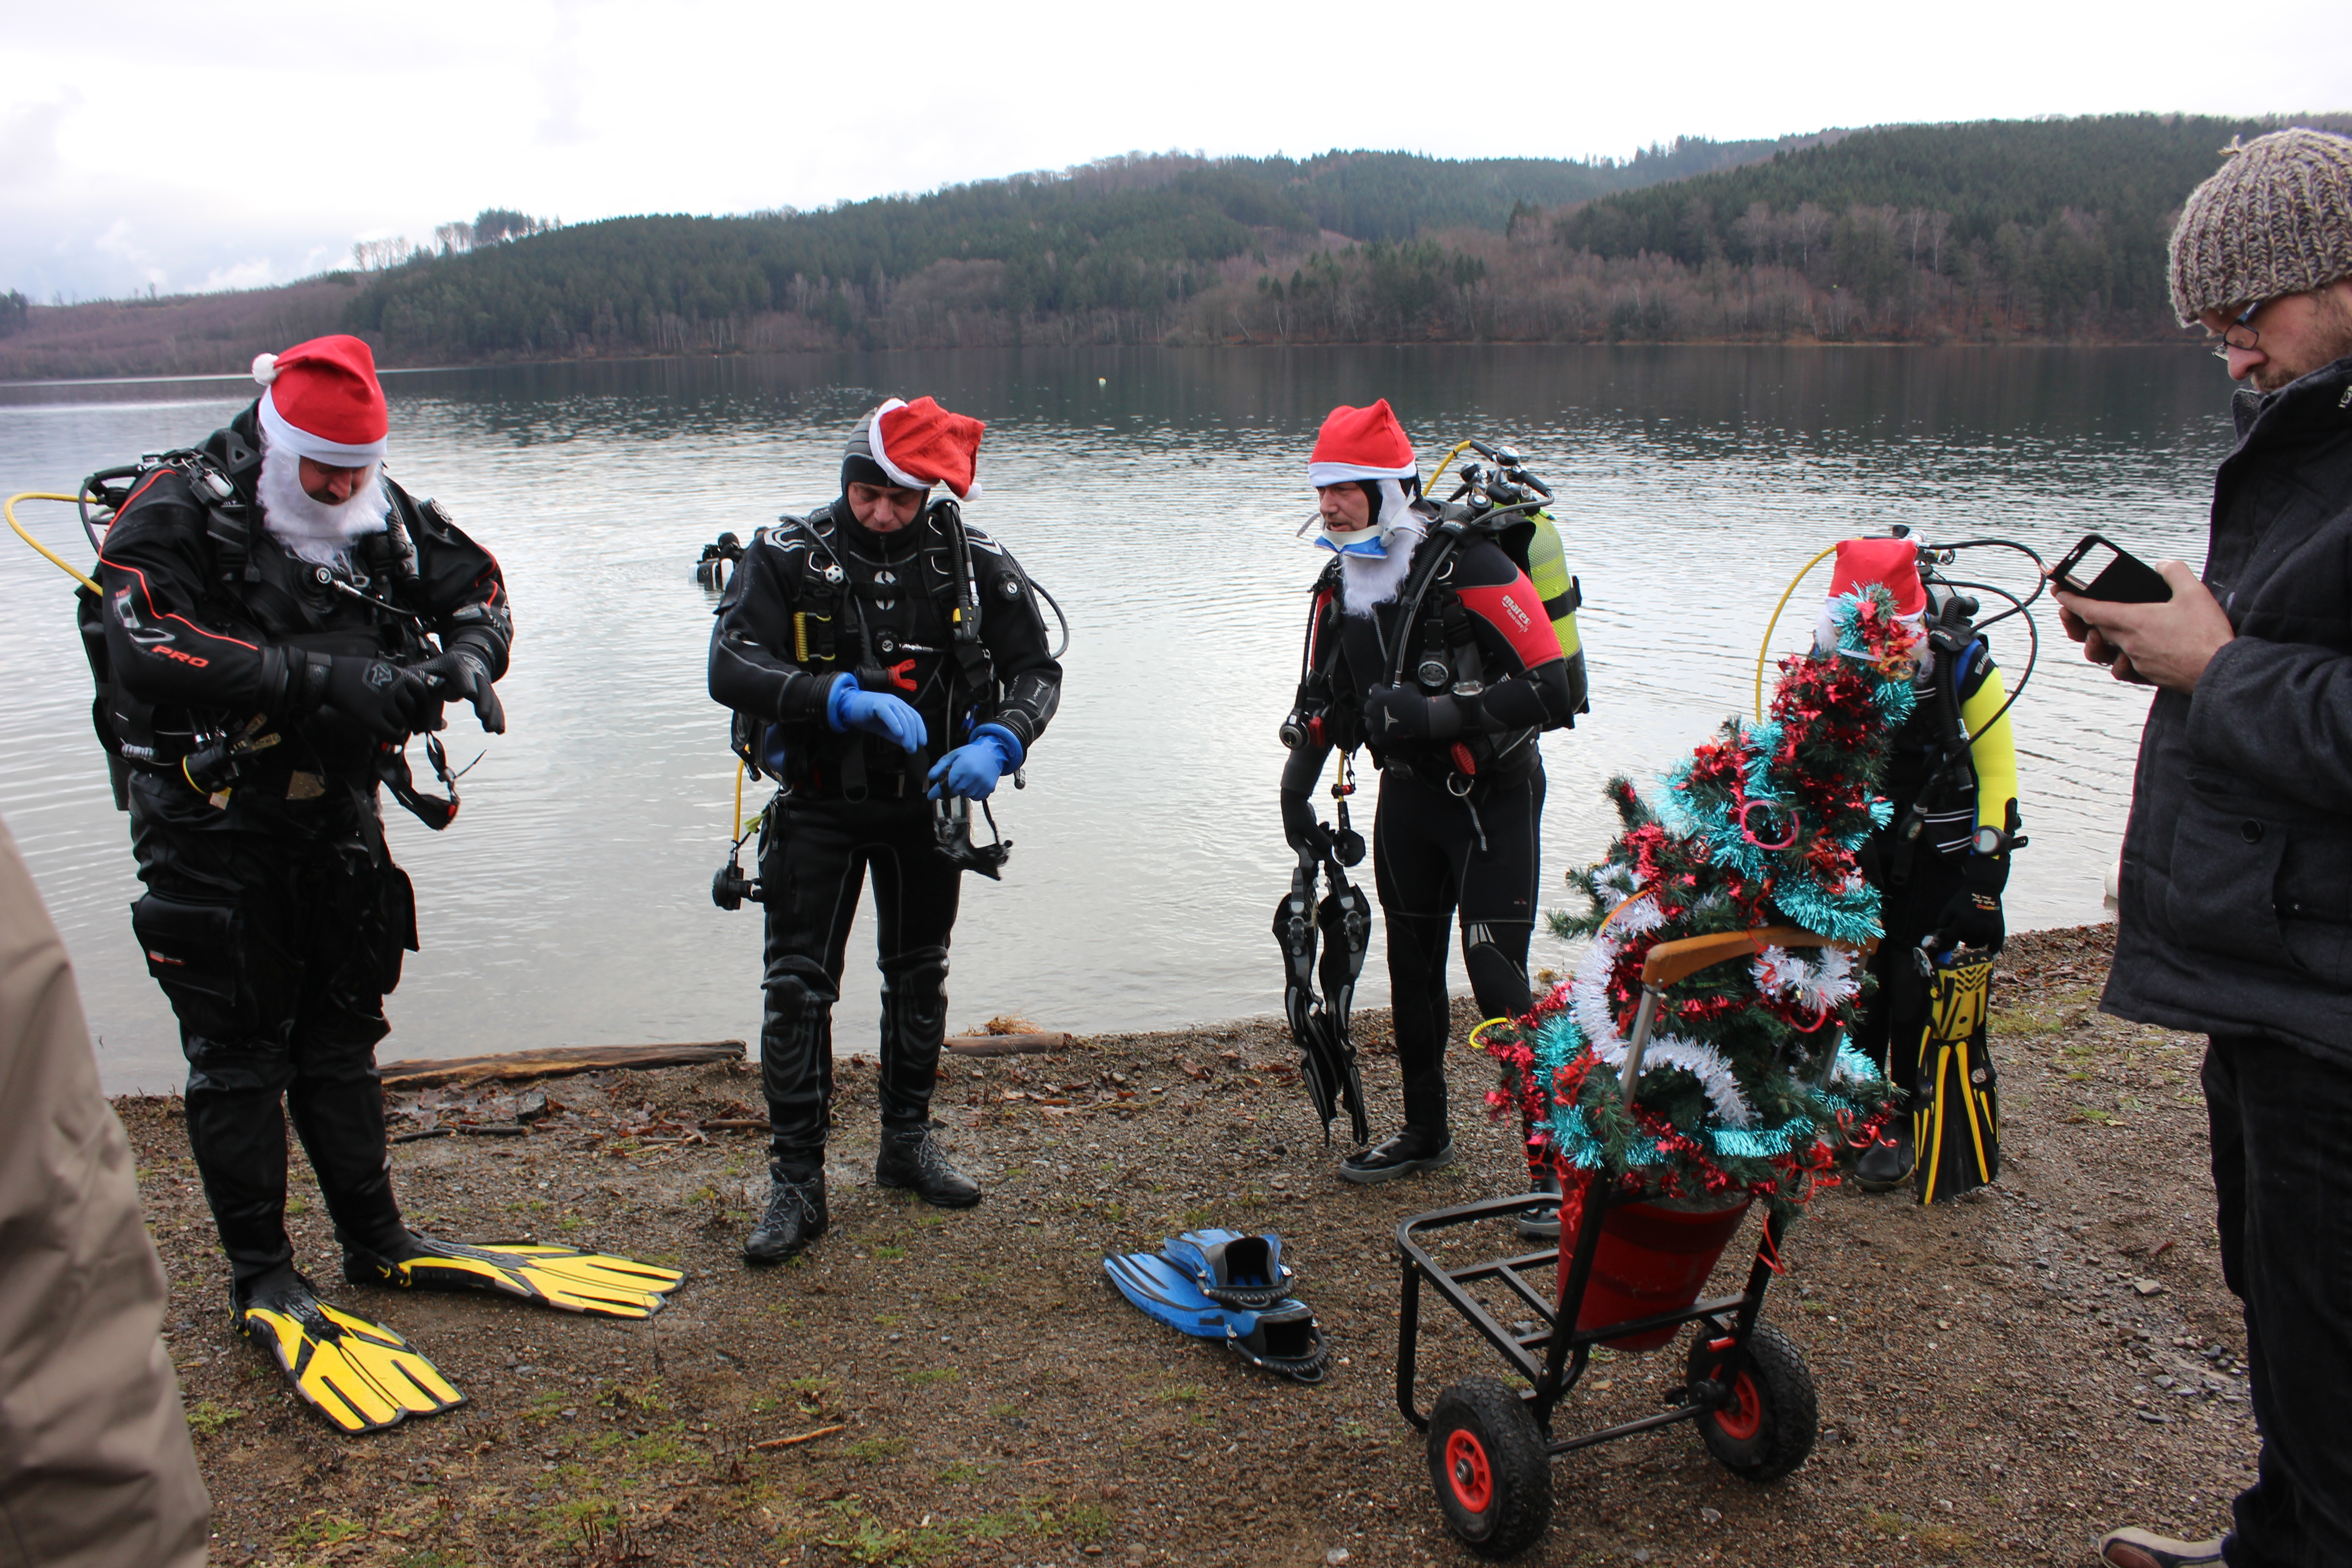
[1754,544,1842,721]
[6,493,99,593]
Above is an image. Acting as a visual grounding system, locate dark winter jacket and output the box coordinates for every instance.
[2103,353,2352,1066]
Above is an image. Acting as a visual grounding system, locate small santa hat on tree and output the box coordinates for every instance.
[250,335,389,464]
[1307,399,1417,488]
[1814,537,1927,649]
[866,396,987,499]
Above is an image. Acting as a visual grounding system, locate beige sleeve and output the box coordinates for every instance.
[0,814,210,1568]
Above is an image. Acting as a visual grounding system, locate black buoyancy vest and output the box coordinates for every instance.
[735,503,1000,800]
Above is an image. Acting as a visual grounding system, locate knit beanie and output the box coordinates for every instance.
[2168,127,2352,326]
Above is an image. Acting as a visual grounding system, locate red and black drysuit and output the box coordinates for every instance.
[709,499,1061,1180]
[93,404,510,1286]
[1279,523,1588,1139]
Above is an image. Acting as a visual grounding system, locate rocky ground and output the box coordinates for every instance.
[125,921,2259,1568]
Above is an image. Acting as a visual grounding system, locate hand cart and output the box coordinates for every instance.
[1394,927,1869,1558]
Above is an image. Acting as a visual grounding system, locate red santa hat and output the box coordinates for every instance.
[1826,537,1928,617]
[1308,400,1417,488]
[868,397,986,500]
[250,335,388,465]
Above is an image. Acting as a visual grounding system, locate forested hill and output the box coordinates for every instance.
[1553,116,2352,328]
[340,139,1828,358]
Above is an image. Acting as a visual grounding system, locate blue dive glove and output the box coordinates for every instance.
[927,725,1021,800]
[827,676,927,754]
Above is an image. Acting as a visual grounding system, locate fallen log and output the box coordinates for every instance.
[945,1033,1073,1057]
[377,1042,746,1091]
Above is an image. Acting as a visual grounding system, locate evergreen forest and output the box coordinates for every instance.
[336,116,2344,358]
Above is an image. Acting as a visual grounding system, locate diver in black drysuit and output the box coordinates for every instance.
[93,402,510,1298]
[1279,471,1587,1186]
[709,405,1061,1263]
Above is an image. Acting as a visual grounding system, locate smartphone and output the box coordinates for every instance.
[2051,533,2172,604]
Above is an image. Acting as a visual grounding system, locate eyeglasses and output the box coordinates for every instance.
[2210,295,2278,359]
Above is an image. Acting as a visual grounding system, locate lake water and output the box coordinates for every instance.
[1,346,2230,1093]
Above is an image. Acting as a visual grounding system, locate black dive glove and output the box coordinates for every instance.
[318,654,443,745]
[1937,853,2009,953]
[416,643,506,734]
[1280,791,1330,857]
[1362,683,1463,743]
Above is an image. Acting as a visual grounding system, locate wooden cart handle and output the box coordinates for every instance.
[1637,925,1877,989]
[1620,926,1879,1106]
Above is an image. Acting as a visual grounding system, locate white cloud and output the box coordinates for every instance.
[2,0,2347,300]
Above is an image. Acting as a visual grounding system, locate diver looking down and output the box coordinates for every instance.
[1278,400,1589,1194]
[88,336,678,1434]
[709,397,1063,1264]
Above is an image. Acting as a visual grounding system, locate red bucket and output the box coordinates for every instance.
[1559,1195,1754,1352]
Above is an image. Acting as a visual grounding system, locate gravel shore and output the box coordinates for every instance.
[125,921,2256,1567]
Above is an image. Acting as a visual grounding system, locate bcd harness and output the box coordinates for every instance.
[1882,590,2022,888]
[729,498,1020,804]
[1299,505,1584,797]
[79,431,487,831]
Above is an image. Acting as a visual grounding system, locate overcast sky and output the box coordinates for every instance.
[5,0,2347,302]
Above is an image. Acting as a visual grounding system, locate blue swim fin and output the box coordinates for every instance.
[1162,1230,1295,1308]
[1104,1252,1229,1338]
[1103,1251,1329,1383]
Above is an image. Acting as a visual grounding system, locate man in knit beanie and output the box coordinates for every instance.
[2054,126,2352,1568]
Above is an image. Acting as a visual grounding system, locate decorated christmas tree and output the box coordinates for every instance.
[1485,585,1916,1215]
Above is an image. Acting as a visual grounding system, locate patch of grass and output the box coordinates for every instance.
[183,1399,242,1439]
[284,1196,309,1216]
[1158,1383,1205,1404]
[691,1185,719,1203]
[875,1245,908,1261]
[1865,1510,1907,1536]
[598,1377,669,1413]
[524,1390,569,1423]
[630,1423,698,1465]
[901,1367,960,1386]
[1058,1503,1113,1540]
[556,1214,586,1233]
[872,1313,904,1327]
[1181,1206,1215,1227]
[1915,1524,1977,1556]
[936,1461,986,1484]
[532,1496,620,1547]
[988,1403,1024,1420]
[845,1436,911,1462]
[286,1514,366,1549]
[394,1551,470,1568]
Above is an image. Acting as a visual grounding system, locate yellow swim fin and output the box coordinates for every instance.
[235,1268,465,1434]
[347,1233,684,1319]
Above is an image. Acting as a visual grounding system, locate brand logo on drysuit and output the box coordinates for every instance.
[1497,594,1532,632]
[112,588,210,666]
[363,661,397,690]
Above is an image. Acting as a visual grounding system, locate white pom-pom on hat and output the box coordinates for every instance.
[251,352,279,386]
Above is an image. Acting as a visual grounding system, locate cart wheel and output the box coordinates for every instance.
[1686,1319,1817,1482]
[1426,1377,1551,1558]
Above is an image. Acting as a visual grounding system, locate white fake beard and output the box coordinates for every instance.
[1338,514,1426,617]
[257,433,390,566]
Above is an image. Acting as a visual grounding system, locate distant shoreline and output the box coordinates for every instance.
[2,333,2207,389]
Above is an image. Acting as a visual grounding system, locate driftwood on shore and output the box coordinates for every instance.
[944,1033,1073,1056]
[377,1042,746,1090]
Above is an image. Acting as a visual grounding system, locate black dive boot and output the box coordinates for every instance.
[1517,1163,1564,1240]
[1338,1125,1456,1185]
[1855,1121,1916,1193]
[744,1170,828,1264]
[875,1123,981,1208]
